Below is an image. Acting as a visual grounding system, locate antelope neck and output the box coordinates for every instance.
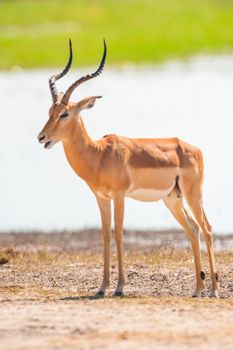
[62,117,97,182]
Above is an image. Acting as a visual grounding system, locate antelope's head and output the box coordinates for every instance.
[38,39,107,149]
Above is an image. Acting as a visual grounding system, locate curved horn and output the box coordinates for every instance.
[49,39,73,103]
[61,39,107,105]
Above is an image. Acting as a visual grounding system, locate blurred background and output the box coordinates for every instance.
[0,0,233,233]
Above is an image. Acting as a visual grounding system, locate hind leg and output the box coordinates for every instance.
[180,177,218,298]
[163,188,205,297]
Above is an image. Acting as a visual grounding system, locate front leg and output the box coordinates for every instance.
[113,192,125,296]
[95,195,111,297]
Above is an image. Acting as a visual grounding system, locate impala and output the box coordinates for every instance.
[38,39,218,298]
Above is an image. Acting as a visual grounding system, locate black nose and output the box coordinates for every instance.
[38,134,46,143]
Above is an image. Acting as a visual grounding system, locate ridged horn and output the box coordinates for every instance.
[61,39,107,105]
[49,39,73,103]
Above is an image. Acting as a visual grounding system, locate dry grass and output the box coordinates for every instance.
[0,246,232,299]
[0,231,233,349]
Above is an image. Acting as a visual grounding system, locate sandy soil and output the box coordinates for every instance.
[0,230,233,350]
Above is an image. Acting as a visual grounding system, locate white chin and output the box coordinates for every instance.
[44,140,56,149]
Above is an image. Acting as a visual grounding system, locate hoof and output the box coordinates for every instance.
[210,290,219,298]
[95,290,105,297]
[192,290,202,298]
[114,291,124,297]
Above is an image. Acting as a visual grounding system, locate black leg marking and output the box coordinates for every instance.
[200,271,205,280]
[96,290,105,297]
[215,272,219,282]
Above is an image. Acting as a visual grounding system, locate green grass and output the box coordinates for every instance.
[0,0,233,69]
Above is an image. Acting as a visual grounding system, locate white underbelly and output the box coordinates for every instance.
[126,186,174,202]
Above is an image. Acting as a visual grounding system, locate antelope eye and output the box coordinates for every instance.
[60,112,69,119]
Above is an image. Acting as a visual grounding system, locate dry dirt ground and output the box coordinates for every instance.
[0,230,233,350]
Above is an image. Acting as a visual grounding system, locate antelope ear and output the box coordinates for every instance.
[76,96,102,111]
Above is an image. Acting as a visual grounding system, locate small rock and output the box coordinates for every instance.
[0,257,9,265]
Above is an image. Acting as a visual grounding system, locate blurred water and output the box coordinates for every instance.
[0,55,233,233]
